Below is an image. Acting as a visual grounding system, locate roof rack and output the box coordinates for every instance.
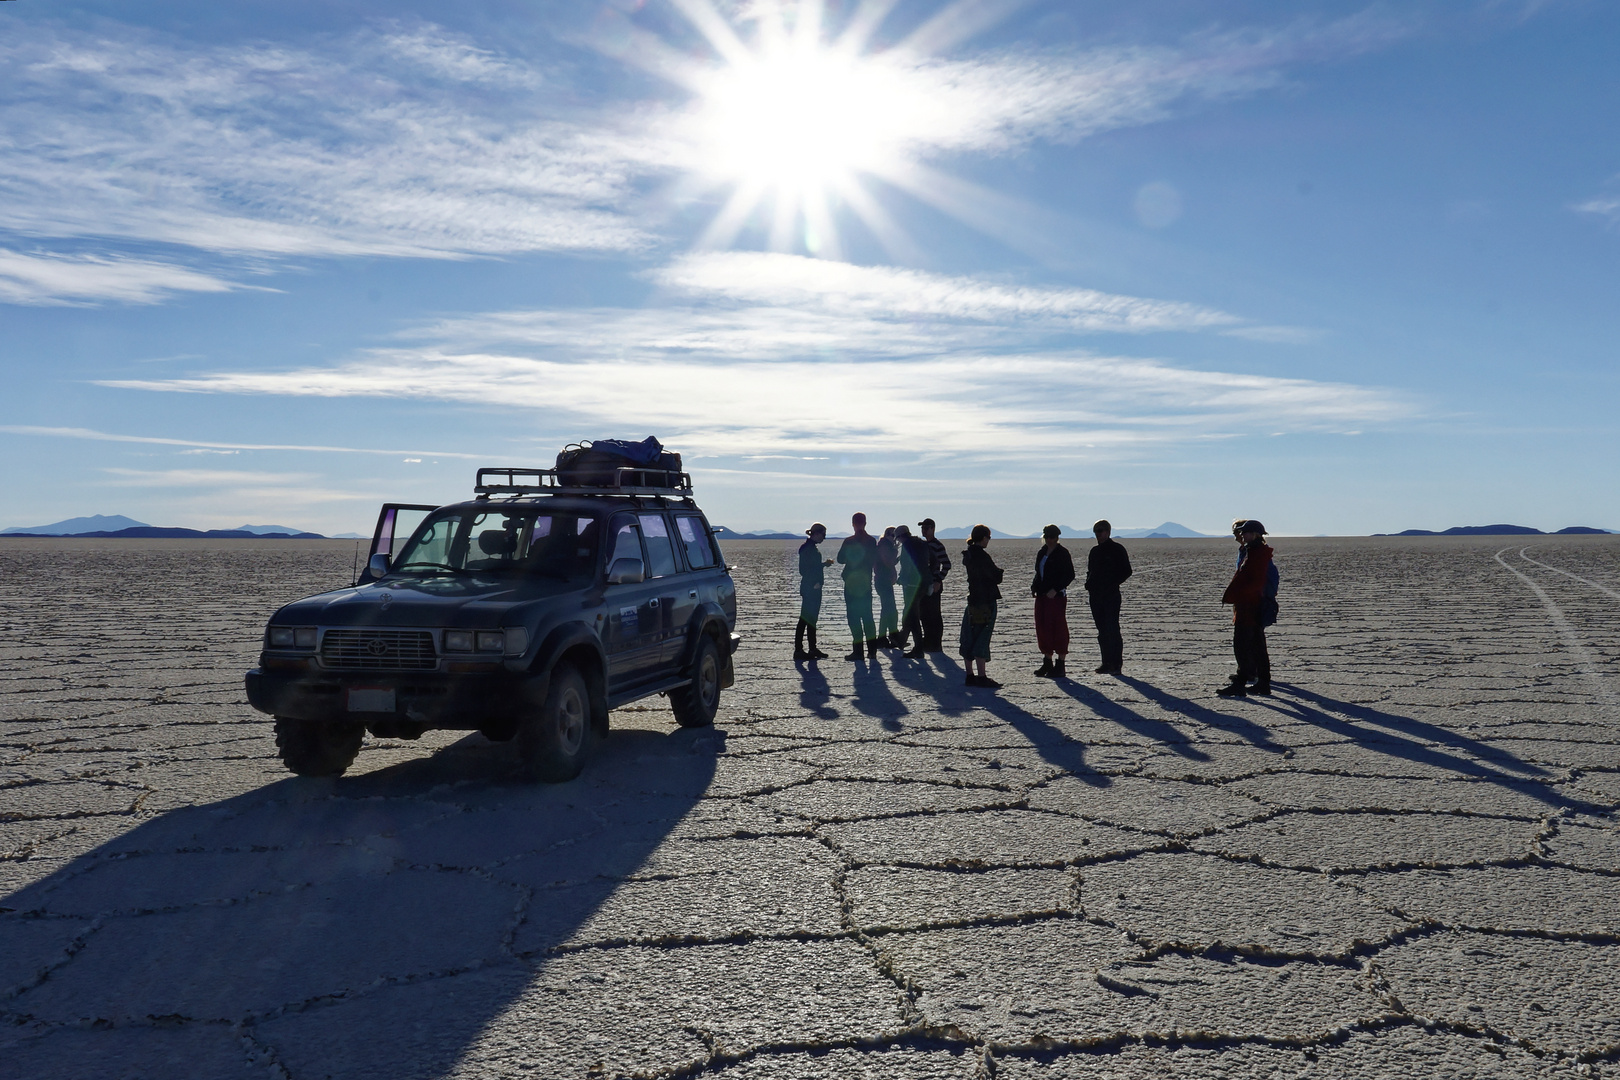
[474,466,694,498]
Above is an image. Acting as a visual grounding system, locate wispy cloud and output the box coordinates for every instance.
[0,12,1413,267]
[0,23,652,260]
[0,249,246,305]
[0,425,481,458]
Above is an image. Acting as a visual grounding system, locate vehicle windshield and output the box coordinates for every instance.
[393,509,601,578]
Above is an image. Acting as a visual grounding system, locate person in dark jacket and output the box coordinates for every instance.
[896,524,930,658]
[837,512,879,660]
[874,526,900,647]
[1030,524,1075,678]
[794,523,832,660]
[959,524,1005,688]
[1083,519,1132,674]
[918,517,951,651]
[1218,519,1273,696]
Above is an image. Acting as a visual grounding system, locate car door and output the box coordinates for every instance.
[668,513,719,656]
[358,503,438,583]
[637,513,689,665]
[601,514,665,684]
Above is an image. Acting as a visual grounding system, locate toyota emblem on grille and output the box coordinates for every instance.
[366,639,389,657]
[378,591,393,608]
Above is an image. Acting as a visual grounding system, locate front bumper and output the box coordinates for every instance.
[245,665,533,728]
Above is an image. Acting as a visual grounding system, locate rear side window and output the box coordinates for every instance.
[675,515,718,570]
[607,516,643,572]
[638,514,679,578]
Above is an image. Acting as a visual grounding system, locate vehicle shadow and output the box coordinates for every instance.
[1248,683,1597,814]
[0,726,719,1079]
[1114,675,1287,754]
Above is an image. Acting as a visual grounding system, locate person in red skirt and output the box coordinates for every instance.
[1030,524,1075,678]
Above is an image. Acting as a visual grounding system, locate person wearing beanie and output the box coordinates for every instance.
[875,526,901,647]
[959,524,1005,688]
[794,523,832,661]
[1083,519,1132,674]
[1030,524,1075,678]
[1218,519,1273,696]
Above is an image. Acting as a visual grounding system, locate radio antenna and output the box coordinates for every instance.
[352,540,360,587]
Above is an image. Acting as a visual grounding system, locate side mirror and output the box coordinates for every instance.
[606,557,644,584]
[367,553,390,579]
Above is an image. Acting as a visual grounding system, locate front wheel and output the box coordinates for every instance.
[671,634,722,728]
[517,664,595,782]
[274,717,364,777]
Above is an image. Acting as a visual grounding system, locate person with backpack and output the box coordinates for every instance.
[794,523,833,661]
[959,525,1005,688]
[1218,519,1273,697]
[896,525,930,658]
[1083,520,1132,674]
[837,513,879,660]
[1030,524,1075,678]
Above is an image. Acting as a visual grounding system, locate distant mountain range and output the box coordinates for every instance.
[2,514,326,539]
[1375,524,1615,536]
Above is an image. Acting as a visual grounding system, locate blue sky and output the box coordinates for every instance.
[1,0,1616,536]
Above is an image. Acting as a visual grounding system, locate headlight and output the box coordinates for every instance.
[269,627,294,647]
[502,627,528,656]
[444,630,473,652]
[294,627,318,648]
[476,631,505,653]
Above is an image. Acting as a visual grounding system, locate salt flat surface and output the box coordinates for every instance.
[1,534,1618,1078]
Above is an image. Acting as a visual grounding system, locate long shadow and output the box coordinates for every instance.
[1059,678,1216,761]
[0,726,718,1079]
[849,655,908,731]
[1246,683,1599,815]
[795,658,838,719]
[1116,675,1287,754]
[884,653,1107,785]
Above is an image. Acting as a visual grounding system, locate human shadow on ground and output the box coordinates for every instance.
[0,724,719,1080]
[795,658,838,719]
[1057,678,1215,762]
[1248,683,1600,815]
[849,655,908,731]
[879,653,1106,785]
[1115,675,1287,754]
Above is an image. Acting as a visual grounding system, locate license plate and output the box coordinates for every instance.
[347,687,396,713]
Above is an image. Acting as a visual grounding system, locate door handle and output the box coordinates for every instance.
[649,598,660,608]
[689,590,698,598]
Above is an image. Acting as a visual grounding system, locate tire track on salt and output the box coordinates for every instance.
[1495,547,1618,710]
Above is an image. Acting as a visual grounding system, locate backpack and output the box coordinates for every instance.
[1261,562,1280,627]
[555,437,683,488]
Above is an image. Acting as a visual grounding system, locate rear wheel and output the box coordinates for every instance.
[274,717,364,777]
[517,663,594,781]
[671,633,722,728]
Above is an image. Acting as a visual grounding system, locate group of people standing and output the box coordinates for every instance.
[794,514,1277,695]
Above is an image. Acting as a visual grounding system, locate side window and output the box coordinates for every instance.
[675,515,718,570]
[606,515,643,574]
[638,514,679,578]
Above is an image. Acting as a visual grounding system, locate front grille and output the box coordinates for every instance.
[321,629,438,670]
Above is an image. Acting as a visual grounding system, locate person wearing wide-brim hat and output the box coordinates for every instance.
[1218,519,1273,696]
[1030,524,1075,678]
[794,523,833,661]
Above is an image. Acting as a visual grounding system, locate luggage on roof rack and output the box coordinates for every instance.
[556,437,682,488]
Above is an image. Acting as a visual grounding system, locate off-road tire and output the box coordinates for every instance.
[274,717,364,777]
[517,663,594,781]
[671,633,722,728]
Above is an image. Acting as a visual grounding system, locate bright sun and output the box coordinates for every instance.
[669,1,936,257]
